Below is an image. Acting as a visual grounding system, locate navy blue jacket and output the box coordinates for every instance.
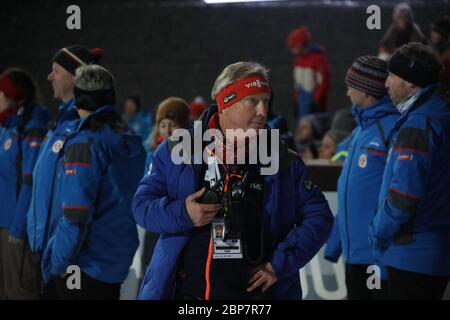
[325,97,399,265]
[132,105,333,299]
[0,105,49,237]
[41,105,146,283]
[369,85,450,276]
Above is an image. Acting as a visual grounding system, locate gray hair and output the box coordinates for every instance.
[74,64,114,91]
[211,61,269,100]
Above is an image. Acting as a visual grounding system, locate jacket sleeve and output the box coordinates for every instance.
[324,214,342,263]
[312,55,330,106]
[132,140,194,236]
[49,140,103,276]
[369,125,432,255]
[9,127,47,239]
[270,159,334,280]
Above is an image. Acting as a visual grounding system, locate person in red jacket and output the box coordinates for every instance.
[287,26,331,120]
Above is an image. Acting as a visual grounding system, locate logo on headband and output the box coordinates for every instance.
[245,79,268,89]
[223,92,237,104]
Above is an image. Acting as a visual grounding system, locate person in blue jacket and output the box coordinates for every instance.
[41,64,146,300]
[132,61,333,300]
[324,56,399,299]
[122,94,153,146]
[369,42,450,300]
[0,68,49,299]
[26,44,103,298]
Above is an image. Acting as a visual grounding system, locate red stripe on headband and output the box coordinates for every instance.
[216,75,271,111]
[0,75,19,100]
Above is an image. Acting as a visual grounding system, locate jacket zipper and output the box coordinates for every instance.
[343,130,360,262]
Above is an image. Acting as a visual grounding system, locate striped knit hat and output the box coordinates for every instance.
[52,45,104,75]
[345,55,388,99]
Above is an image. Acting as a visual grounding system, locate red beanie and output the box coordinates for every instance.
[287,26,311,50]
[0,75,23,100]
[189,97,207,119]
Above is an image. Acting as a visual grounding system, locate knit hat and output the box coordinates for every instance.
[0,68,36,106]
[156,97,190,129]
[189,96,207,119]
[388,44,441,88]
[0,74,24,100]
[345,55,388,98]
[52,45,104,75]
[287,26,311,50]
[73,65,115,112]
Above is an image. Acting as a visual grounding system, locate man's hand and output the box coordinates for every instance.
[185,188,222,227]
[247,262,278,293]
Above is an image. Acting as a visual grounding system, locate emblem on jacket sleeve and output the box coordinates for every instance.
[52,140,64,153]
[3,138,12,151]
[358,153,368,168]
[304,178,313,191]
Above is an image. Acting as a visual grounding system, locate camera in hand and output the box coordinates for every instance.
[198,170,252,241]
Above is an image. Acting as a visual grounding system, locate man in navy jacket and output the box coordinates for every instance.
[370,42,450,299]
[133,61,333,300]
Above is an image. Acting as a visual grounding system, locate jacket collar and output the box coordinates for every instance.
[351,96,397,129]
[0,106,19,127]
[56,98,78,125]
[75,104,115,133]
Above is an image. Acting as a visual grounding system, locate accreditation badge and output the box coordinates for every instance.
[211,218,242,259]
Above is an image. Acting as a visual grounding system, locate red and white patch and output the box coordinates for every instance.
[3,138,12,151]
[29,141,41,148]
[398,154,413,161]
[65,168,76,176]
[52,140,64,153]
[358,153,368,168]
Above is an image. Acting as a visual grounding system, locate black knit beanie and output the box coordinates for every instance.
[52,45,104,75]
[388,48,440,88]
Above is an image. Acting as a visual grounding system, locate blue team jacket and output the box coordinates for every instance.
[325,97,399,265]
[132,105,333,300]
[0,105,49,237]
[369,84,450,276]
[41,105,146,283]
[27,99,79,253]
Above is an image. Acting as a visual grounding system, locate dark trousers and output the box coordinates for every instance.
[54,271,121,300]
[142,231,159,270]
[345,264,388,300]
[0,228,41,300]
[387,266,450,300]
[41,278,58,300]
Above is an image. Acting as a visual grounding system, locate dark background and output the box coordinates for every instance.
[1,0,448,128]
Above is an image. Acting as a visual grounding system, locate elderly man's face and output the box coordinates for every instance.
[385,72,414,105]
[47,62,74,102]
[220,92,269,132]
